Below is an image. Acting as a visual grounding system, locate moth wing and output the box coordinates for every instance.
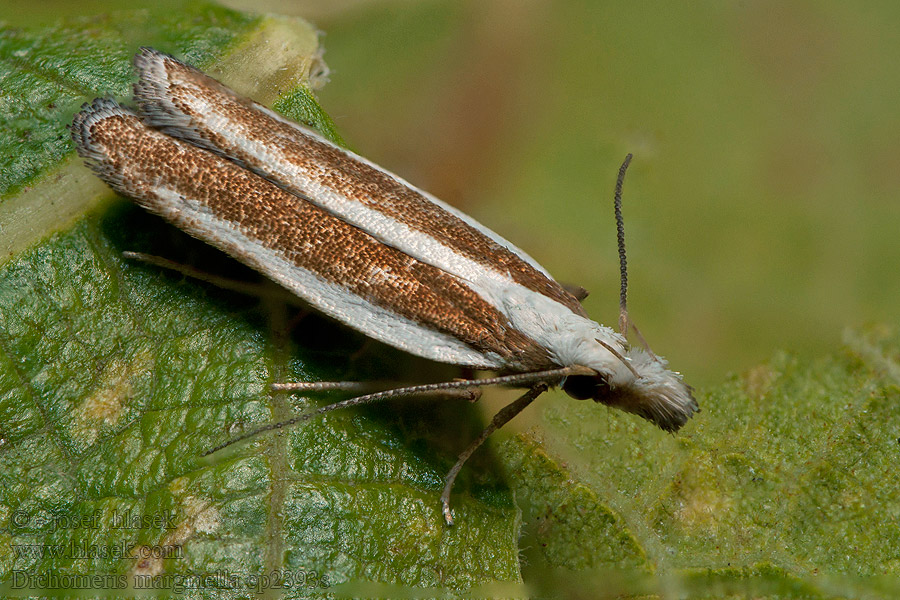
[132,48,586,320]
[71,100,554,371]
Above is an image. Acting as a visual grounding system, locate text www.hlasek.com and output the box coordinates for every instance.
[13,541,182,561]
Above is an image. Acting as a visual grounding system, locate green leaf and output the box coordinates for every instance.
[499,325,900,598]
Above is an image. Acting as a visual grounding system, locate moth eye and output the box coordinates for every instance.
[562,374,608,401]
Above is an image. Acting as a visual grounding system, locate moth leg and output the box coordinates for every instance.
[454,368,478,401]
[205,369,578,457]
[559,282,589,302]
[123,251,300,304]
[440,383,548,526]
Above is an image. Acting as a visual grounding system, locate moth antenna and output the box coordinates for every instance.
[614,155,663,363]
[615,153,632,336]
[203,366,592,457]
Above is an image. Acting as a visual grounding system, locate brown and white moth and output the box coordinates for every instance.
[70,48,698,524]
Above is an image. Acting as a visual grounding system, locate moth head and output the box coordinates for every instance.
[562,346,698,432]
[566,153,697,431]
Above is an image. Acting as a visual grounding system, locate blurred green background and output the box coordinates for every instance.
[3,0,898,387]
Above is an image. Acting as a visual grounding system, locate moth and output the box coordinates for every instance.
[71,48,697,525]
